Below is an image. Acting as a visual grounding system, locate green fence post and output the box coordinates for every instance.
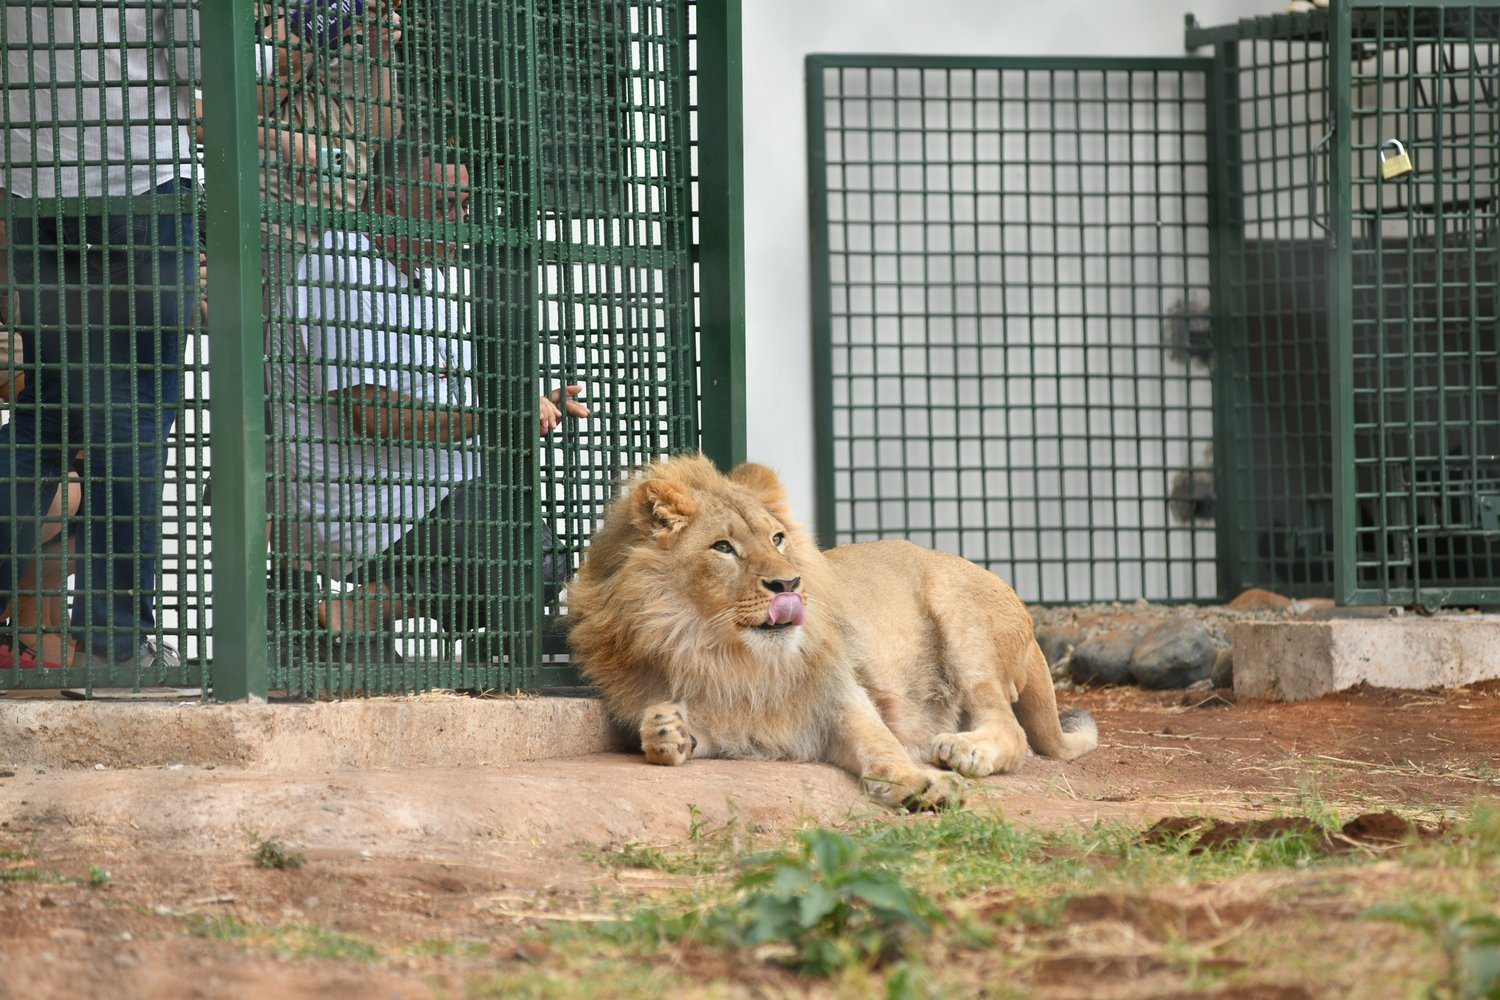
[202,0,268,700]
[694,0,747,469]
[805,56,837,542]
[1206,36,1250,603]
[1329,0,1358,605]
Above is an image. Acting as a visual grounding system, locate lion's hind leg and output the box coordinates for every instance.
[929,667,1031,778]
[930,702,1029,777]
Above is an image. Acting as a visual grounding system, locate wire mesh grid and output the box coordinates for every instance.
[0,0,709,696]
[1210,3,1500,605]
[808,57,1217,605]
[0,1,206,689]
[1346,4,1500,603]
[1212,14,1341,598]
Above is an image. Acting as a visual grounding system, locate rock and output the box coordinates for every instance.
[1226,588,1291,613]
[1210,646,1234,689]
[1035,625,1086,668]
[1129,620,1216,689]
[1069,629,1141,686]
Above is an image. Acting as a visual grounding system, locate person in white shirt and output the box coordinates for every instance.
[269,136,586,657]
[0,1,200,672]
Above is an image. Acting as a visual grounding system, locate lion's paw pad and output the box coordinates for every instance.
[931,732,1024,778]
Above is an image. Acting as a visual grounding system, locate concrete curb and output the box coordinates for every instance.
[1232,615,1500,701]
[0,695,626,771]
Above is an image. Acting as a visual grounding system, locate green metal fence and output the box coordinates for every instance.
[808,56,1220,604]
[1191,1,1500,606]
[0,0,742,698]
[809,1,1500,609]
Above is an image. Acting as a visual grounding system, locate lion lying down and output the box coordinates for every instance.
[566,454,1097,809]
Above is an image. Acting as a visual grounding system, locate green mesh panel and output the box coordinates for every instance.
[1347,4,1500,605]
[1198,3,1500,606]
[807,57,1217,604]
[0,0,712,697]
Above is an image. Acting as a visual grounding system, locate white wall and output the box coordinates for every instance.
[741,0,1270,538]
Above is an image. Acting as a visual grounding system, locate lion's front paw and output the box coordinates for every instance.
[862,766,966,812]
[639,703,696,766]
[931,730,1026,778]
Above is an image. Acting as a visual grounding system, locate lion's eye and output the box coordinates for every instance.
[772,532,786,547]
[711,540,735,555]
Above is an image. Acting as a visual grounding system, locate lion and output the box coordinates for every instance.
[566,453,1097,809]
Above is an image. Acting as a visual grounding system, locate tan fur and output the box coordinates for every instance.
[566,453,1098,810]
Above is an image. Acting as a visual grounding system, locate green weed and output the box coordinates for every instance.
[1366,899,1500,999]
[249,836,306,871]
[184,913,253,942]
[0,846,44,884]
[720,827,944,975]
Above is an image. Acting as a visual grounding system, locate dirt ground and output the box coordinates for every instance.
[2,680,1499,999]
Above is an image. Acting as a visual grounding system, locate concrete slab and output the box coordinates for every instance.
[1231,614,1500,701]
[0,694,627,771]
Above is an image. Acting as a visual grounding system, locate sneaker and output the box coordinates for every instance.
[78,636,182,673]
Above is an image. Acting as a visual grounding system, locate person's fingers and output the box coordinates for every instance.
[540,396,563,435]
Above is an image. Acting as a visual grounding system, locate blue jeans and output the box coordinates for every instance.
[1,181,195,661]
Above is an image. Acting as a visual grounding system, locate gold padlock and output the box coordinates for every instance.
[1380,139,1414,181]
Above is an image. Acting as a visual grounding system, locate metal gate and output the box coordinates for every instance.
[1192,1,1500,606]
[807,56,1219,604]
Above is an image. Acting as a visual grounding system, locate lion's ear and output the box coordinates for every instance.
[728,463,793,520]
[728,462,785,500]
[631,479,697,540]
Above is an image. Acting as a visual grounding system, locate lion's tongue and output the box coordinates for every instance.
[767,592,805,627]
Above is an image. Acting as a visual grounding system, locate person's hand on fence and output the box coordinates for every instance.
[198,252,209,326]
[362,4,402,57]
[540,385,589,436]
[0,327,22,404]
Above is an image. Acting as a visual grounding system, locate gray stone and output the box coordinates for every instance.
[1129,620,1216,689]
[1035,625,1086,667]
[1210,646,1234,689]
[1069,629,1140,686]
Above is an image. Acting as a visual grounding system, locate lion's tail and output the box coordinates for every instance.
[1015,645,1099,761]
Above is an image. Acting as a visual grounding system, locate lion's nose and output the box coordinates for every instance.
[762,577,801,594]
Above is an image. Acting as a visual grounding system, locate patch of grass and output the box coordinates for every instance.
[183,913,379,964]
[249,836,306,871]
[0,845,77,886]
[589,842,679,872]
[87,866,111,889]
[404,937,491,959]
[184,913,254,942]
[585,805,762,877]
[269,923,380,963]
[0,846,45,884]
